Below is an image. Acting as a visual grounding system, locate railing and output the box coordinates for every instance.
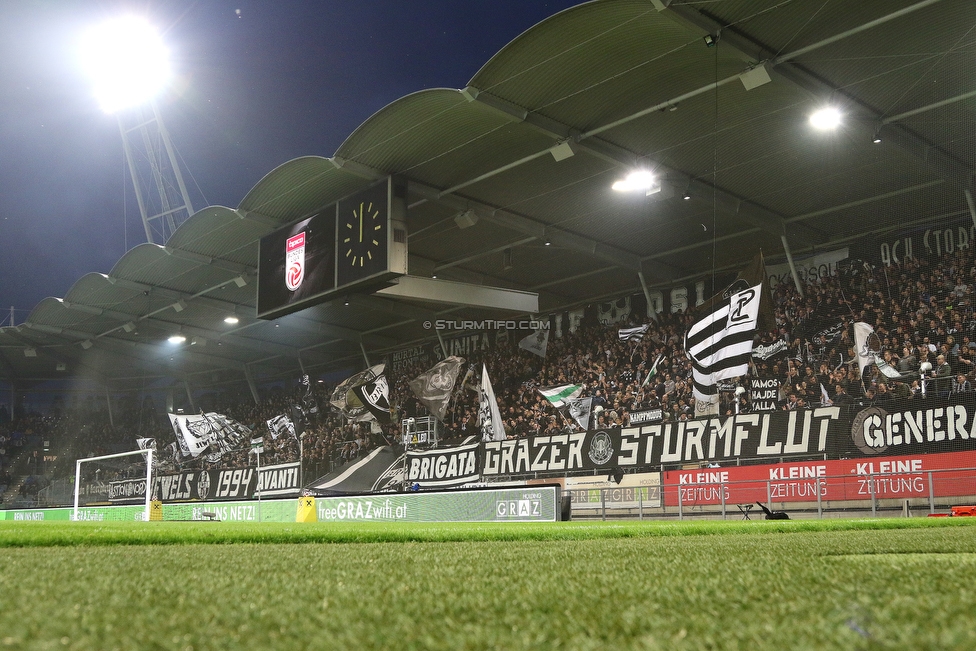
[571,465,976,521]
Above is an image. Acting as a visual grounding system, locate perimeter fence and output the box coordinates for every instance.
[568,464,976,521]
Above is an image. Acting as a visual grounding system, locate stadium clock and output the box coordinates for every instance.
[337,182,389,287]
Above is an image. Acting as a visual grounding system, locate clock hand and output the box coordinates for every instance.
[358,203,364,243]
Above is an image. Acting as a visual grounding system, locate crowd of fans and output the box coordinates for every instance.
[3,247,975,500]
[388,248,976,437]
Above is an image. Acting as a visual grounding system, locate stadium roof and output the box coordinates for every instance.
[1,0,973,391]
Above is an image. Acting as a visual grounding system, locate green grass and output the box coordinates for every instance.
[1,519,975,650]
[2,517,974,547]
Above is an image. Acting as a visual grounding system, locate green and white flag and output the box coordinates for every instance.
[641,354,664,388]
[538,384,583,408]
[250,436,265,455]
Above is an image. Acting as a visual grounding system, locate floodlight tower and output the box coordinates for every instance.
[80,16,194,245]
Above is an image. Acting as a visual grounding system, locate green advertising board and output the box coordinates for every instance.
[314,486,558,523]
[1,486,559,524]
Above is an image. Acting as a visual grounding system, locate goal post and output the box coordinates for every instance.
[74,448,154,522]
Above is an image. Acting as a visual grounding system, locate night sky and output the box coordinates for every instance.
[0,1,580,322]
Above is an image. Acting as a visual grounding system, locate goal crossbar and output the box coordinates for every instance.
[74,448,154,522]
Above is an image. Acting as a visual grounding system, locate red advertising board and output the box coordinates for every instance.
[663,450,976,506]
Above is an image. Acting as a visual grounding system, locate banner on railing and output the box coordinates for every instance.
[844,401,976,457]
[108,462,305,503]
[481,408,845,475]
[662,449,976,506]
[255,462,302,497]
[109,478,148,503]
[629,409,663,425]
[405,440,481,488]
[302,399,976,494]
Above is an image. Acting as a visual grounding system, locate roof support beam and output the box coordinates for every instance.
[236,208,282,228]
[660,0,973,192]
[325,154,648,284]
[407,180,645,274]
[104,274,249,314]
[376,276,539,312]
[331,156,388,181]
[329,153,649,281]
[22,322,250,373]
[417,253,571,310]
[880,90,976,127]
[3,327,108,382]
[462,87,825,248]
[771,0,944,65]
[100,274,378,346]
[56,300,301,359]
[433,237,537,272]
[163,246,255,276]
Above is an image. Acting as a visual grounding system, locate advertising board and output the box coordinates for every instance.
[662,450,976,506]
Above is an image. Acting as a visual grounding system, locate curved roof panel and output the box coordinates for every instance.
[2,0,971,390]
[340,88,561,190]
[167,206,266,268]
[239,156,365,224]
[469,1,710,128]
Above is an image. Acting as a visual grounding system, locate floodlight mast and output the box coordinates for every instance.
[81,16,195,245]
[117,101,195,244]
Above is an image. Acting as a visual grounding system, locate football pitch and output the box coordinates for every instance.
[1,518,975,650]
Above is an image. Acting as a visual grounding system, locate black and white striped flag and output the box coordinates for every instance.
[618,324,649,342]
[686,282,762,416]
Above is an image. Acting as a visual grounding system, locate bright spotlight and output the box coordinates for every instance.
[224,316,239,325]
[167,334,186,344]
[809,107,842,130]
[612,171,655,192]
[79,16,171,113]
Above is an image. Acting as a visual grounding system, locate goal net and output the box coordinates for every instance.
[74,449,154,522]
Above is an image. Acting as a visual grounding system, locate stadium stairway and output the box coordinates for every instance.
[0,474,28,505]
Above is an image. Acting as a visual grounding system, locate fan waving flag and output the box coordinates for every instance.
[565,396,593,431]
[686,282,763,416]
[408,356,464,422]
[267,414,297,440]
[538,384,583,408]
[352,373,392,425]
[853,322,879,379]
[641,354,664,388]
[478,364,506,442]
[331,364,385,422]
[618,325,649,342]
[135,437,156,451]
[518,329,549,358]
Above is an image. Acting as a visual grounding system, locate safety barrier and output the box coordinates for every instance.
[571,463,976,521]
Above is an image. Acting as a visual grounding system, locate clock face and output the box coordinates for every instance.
[343,200,382,267]
[337,182,389,287]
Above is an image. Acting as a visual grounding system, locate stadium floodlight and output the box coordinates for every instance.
[168,334,186,344]
[612,171,656,192]
[809,106,842,130]
[79,16,171,114]
[79,15,193,246]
